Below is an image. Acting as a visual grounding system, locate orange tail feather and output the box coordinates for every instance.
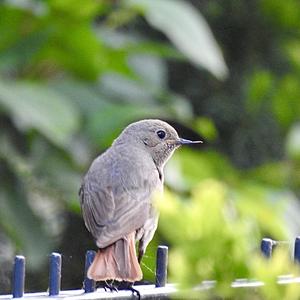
[87,232,142,282]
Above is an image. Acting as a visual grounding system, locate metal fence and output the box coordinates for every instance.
[1,237,300,299]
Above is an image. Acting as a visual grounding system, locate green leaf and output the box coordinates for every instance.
[42,23,104,79]
[0,29,50,74]
[0,80,80,148]
[127,0,228,79]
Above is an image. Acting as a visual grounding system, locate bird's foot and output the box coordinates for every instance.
[103,281,118,292]
[118,281,141,299]
[128,286,141,299]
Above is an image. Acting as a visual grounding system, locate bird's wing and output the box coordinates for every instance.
[79,172,159,248]
[79,180,115,240]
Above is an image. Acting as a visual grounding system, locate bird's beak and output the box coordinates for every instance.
[177,138,203,145]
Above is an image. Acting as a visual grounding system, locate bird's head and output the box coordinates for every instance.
[115,119,202,168]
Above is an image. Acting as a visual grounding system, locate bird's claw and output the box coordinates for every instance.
[118,282,141,299]
[102,281,140,298]
[127,286,141,299]
[103,282,118,292]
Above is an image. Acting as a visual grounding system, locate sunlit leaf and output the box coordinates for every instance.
[48,0,103,19]
[272,76,300,128]
[247,70,274,112]
[157,179,295,298]
[127,0,228,79]
[194,117,218,141]
[286,123,300,161]
[261,0,300,30]
[286,40,300,70]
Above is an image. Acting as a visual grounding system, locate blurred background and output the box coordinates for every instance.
[0,0,300,297]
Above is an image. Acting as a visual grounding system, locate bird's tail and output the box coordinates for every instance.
[87,232,142,282]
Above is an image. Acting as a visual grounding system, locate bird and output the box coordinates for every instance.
[79,119,202,287]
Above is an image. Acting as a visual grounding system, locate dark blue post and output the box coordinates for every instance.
[155,245,168,287]
[84,250,96,293]
[12,255,25,298]
[261,238,273,258]
[294,236,300,264]
[49,252,62,296]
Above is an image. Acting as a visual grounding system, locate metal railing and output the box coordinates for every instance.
[1,237,300,299]
[1,246,170,299]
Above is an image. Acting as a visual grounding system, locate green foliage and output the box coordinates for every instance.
[0,0,227,273]
[252,250,300,300]
[160,145,300,297]
[261,0,300,30]
[0,0,300,297]
[158,179,300,299]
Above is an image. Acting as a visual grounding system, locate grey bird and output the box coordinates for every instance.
[79,119,202,283]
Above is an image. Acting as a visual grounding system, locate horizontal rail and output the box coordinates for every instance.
[0,285,176,300]
[2,276,300,300]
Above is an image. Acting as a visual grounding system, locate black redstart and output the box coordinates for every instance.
[79,119,202,283]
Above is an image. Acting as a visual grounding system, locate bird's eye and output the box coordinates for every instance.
[156,130,166,139]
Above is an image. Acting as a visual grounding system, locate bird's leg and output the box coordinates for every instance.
[118,281,141,299]
[138,240,145,263]
[103,280,118,292]
[138,248,144,263]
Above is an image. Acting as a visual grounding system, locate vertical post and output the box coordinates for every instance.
[12,255,25,298]
[294,236,300,264]
[155,245,168,288]
[49,252,62,296]
[84,250,96,293]
[261,238,273,258]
